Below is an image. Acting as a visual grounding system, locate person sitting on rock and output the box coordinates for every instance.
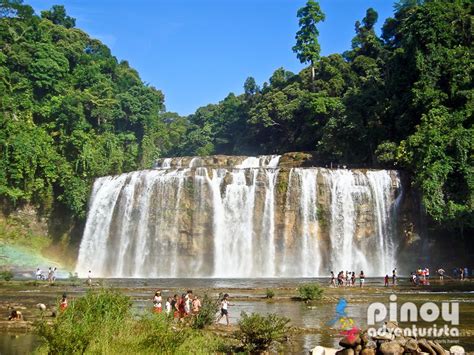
[8,309,22,321]
[60,293,68,311]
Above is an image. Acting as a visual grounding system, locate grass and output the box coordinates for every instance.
[35,289,229,354]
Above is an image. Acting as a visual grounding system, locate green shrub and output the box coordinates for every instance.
[36,289,227,354]
[191,294,219,329]
[298,283,323,301]
[67,272,79,286]
[36,289,131,354]
[0,270,14,281]
[235,312,290,351]
[265,288,275,299]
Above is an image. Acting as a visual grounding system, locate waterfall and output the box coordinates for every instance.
[75,156,403,278]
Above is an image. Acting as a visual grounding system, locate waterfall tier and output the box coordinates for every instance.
[76,155,403,278]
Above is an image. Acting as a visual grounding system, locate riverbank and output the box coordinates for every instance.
[1,278,473,352]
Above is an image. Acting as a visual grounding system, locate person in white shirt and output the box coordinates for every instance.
[165,297,172,314]
[153,291,162,313]
[216,293,233,326]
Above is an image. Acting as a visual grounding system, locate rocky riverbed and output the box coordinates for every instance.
[0,278,473,353]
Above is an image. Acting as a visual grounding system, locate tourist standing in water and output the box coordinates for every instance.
[192,295,201,314]
[171,294,178,318]
[216,293,232,326]
[165,297,172,315]
[392,268,397,285]
[330,271,336,287]
[384,274,389,287]
[153,291,162,313]
[359,271,365,287]
[87,270,92,286]
[437,268,445,280]
[351,272,356,286]
[177,294,187,320]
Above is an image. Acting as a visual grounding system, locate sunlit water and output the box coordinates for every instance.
[1,278,473,353]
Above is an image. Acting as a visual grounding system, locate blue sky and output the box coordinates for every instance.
[27,0,395,115]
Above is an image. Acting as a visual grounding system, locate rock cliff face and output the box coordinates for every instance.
[75,153,423,278]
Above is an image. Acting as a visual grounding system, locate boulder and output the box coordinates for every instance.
[339,336,361,348]
[354,345,362,355]
[373,333,394,341]
[404,338,420,353]
[335,349,354,355]
[428,340,449,355]
[311,346,339,355]
[359,332,369,346]
[418,339,436,355]
[448,345,465,355]
[379,340,404,355]
[360,349,375,355]
[365,341,377,349]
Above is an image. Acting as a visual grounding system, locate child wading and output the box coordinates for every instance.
[216,293,232,326]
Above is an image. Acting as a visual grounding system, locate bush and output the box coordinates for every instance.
[141,313,223,353]
[0,270,14,281]
[298,283,323,301]
[36,289,131,354]
[235,312,290,351]
[191,294,219,329]
[68,272,79,286]
[265,288,275,299]
[36,289,227,354]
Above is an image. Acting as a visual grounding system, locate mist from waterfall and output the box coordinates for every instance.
[76,155,402,278]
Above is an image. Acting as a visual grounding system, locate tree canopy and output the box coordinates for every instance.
[0,0,472,235]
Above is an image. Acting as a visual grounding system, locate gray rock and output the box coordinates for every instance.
[373,333,394,341]
[404,338,419,353]
[339,336,361,348]
[395,336,407,347]
[359,332,369,346]
[365,341,377,349]
[428,340,448,355]
[418,339,436,355]
[449,345,465,354]
[379,340,404,355]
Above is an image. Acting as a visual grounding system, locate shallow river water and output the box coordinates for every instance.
[1,278,473,353]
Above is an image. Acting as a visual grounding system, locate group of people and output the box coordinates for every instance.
[453,267,470,280]
[151,290,233,325]
[330,270,365,287]
[384,268,397,286]
[35,267,57,283]
[152,290,201,319]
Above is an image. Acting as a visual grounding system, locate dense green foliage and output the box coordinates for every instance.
[0,0,472,233]
[37,289,225,354]
[37,289,131,353]
[174,0,473,231]
[0,1,187,218]
[235,311,291,351]
[298,283,324,301]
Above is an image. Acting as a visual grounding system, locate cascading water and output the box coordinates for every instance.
[76,155,403,278]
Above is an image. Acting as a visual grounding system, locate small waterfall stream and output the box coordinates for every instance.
[76,155,403,277]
